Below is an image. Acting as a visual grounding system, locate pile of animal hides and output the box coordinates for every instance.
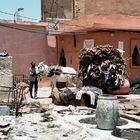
[47,65,62,77]
[78,44,127,92]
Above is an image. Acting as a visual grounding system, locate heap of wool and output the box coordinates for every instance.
[78,44,127,90]
[47,65,62,77]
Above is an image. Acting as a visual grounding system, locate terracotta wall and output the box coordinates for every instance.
[1,21,140,81]
[57,31,140,80]
[84,0,140,16]
[74,0,140,18]
[0,23,57,77]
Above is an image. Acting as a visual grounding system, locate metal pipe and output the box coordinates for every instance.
[14,8,24,23]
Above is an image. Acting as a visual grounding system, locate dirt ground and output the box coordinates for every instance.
[0,80,140,140]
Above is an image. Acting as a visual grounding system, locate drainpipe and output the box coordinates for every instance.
[73,33,76,48]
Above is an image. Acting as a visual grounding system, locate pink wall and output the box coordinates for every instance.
[57,31,140,80]
[1,21,140,81]
[0,23,57,77]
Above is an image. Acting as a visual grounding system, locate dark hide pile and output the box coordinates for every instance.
[47,65,62,77]
[78,44,127,92]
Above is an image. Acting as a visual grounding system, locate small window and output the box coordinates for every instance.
[83,39,94,48]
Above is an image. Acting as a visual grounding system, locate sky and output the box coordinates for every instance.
[0,0,41,22]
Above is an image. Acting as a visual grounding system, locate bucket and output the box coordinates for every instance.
[95,94,119,130]
[0,105,10,116]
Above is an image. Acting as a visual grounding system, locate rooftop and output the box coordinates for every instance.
[59,14,140,32]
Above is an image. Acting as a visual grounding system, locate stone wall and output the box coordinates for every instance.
[0,56,13,87]
[41,0,74,21]
[42,0,140,20]
[74,0,86,18]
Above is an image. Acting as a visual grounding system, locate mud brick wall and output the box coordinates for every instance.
[75,0,140,18]
[0,56,13,87]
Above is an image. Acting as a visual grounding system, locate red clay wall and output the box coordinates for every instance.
[0,23,57,77]
[1,22,140,81]
[57,31,140,80]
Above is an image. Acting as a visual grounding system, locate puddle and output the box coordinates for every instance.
[125,110,140,116]
[79,117,96,125]
[112,128,140,140]
[79,117,128,126]
[57,108,95,115]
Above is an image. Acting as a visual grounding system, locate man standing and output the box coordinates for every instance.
[29,61,38,99]
[59,48,66,67]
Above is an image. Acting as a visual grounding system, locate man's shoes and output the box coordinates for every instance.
[34,92,37,99]
[31,95,33,98]
[48,95,52,98]
[34,94,37,99]
[34,96,38,99]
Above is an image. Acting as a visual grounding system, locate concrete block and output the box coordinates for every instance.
[0,56,13,87]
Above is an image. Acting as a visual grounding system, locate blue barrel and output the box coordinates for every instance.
[0,105,10,116]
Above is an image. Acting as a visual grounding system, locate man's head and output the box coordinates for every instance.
[31,61,36,67]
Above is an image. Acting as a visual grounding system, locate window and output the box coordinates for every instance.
[83,39,94,48]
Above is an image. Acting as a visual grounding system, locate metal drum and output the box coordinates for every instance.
[95,94,119,130]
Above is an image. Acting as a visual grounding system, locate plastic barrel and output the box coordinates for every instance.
[95,94,119,130]
[0,105,10,116]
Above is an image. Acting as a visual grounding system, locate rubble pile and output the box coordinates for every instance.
[78,44,127,91]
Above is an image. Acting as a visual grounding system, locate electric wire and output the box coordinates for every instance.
[0,9,86,29]
[0,22,48,35]
[0,10,39,21]
[0,22,86,35]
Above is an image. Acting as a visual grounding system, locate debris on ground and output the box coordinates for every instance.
[0,87,140,140]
